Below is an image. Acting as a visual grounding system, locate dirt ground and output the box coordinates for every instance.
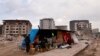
[0,37,27,56]
[75,38,100,56]
[0,36,99,56]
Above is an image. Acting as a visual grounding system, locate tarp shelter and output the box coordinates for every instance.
[56,30,74,45]
[21,29,79,49]
[29,29,39,44]
[29,29,76,44]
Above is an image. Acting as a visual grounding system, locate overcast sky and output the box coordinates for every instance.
[0,0,100,30]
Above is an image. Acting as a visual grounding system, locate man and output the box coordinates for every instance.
[25,34,30,53]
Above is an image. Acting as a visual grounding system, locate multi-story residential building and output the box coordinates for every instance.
[2,20,32,37]
[70,20,92,35]
[70,20,91,31]
[40,18,56,29]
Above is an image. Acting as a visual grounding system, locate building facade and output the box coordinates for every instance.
[70,20,91,31]
[40,18,56,29]
[70,20,92,35]
[2,20,32,37]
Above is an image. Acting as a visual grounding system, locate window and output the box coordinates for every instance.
[23,29,25,30]
[16,31,18,33]
[6,28,9,30]
[13,31,15,33]
[16,28,18,30]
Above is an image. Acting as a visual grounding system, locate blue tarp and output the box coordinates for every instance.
[21,37,26,49]
[21,29,39,48]
[29,29,39,44]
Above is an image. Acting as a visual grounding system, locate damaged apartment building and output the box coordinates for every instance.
[2,20,32,37]
[70,20,92,36]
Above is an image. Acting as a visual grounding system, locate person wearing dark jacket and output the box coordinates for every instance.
[25,34,30,53]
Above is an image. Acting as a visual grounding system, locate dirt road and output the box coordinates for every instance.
[75,38,100,56]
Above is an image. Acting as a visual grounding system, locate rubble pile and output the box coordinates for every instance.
[0,35,16,48]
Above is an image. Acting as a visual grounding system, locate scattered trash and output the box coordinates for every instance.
[60,44,71,49]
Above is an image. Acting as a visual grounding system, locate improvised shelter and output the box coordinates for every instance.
[21,29,79,53]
